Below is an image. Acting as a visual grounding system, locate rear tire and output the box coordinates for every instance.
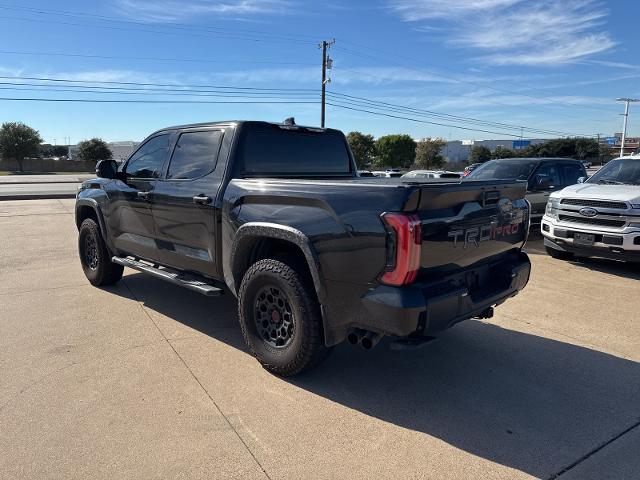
[78,218,123,286]
[238,258,330,376]
[545,245,575,261]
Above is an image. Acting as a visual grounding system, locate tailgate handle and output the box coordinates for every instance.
[482,191,500,207]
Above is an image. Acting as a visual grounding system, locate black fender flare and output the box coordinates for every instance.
[75,198,114,253]
[227,222,326,303]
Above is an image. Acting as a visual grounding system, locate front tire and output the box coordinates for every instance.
[78,218,123,286]
[545,245,575,261]
[238,258,330,376]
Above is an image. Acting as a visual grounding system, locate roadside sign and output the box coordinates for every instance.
[513,140,531,149]
[604,137,617,145]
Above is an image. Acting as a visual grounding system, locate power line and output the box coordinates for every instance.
[0,75,316,92]
[334,41,618,117]
[0,5,316,46]
[0,49,315,66]
[0,81,318,97]
[0,97,318,104]
[332,65,599,124]
[326,101,527,138]
[0,85,320,100]
[0,14,316,45]
[0,3,318,44]
[327,91,593,137]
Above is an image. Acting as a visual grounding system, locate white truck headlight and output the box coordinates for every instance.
[545,200,559,219]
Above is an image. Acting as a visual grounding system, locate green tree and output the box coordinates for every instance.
[76,138,112,163]
[492,145,516,159]
[0,122,43,172]
[374,134,416,168]
[521,143,543,157]
[468,145,492,164]
[346,131,375,169]
[52,145,69,157]
[574,138,600,160]
[539,138,575,157]
[415,137,446,169]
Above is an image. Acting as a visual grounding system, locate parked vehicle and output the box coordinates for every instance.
[372,170,403,178]
[357,170,375,177]
[542,155,640,262]
[461,163,482,177]
[76,119,531,376]
[401,170,461,179]
[465,157,586,224]
[581,160,592,169]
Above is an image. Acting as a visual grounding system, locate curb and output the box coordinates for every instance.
[0,193,77,201]
[0,179,90,185]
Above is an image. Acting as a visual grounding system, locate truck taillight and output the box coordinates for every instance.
[380,213,422,286]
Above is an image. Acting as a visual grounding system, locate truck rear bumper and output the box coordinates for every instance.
[358,251,531,338]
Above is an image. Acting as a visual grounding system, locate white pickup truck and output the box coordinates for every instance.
[541,155,640,262]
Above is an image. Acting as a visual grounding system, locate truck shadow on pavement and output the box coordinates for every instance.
[112,272,640,479]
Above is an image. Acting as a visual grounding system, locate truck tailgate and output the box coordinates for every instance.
[409,180,529,272]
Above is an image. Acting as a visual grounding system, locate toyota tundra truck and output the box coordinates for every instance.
[542,155,640,262]
[75,119,531,376]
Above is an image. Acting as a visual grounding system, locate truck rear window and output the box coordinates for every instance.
[240,124,352,175]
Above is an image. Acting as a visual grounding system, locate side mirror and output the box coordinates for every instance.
[577,176,588,184]
[536,176,553,190]
[95,159,118,179]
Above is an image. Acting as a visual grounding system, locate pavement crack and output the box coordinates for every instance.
[548,418,640,479]
[121,278,272,480]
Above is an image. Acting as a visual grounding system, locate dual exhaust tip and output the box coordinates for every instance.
[347,329,382,350]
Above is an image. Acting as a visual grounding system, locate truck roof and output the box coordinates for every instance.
[150,120,336,137]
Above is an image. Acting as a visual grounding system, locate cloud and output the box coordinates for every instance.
[390,0,521,20]
[114,0,291,22]
[388,0,615,65]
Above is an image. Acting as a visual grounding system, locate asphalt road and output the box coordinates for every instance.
[0,182,80,199]
[0,174,93,199]
[1,199,639,479]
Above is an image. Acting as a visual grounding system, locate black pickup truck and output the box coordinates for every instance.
[76,120,531,376]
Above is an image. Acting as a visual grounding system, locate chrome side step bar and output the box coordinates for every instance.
[112,256,224,297]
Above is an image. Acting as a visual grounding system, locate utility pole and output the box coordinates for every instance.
[319,39,335,128]
[616,97,640,157]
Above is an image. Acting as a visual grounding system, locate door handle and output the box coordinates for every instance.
[137,191,150,201]
[193,194,212,205]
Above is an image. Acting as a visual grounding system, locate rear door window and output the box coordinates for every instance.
[167,130,223,180]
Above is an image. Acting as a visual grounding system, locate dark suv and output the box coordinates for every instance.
[465,158,587,224]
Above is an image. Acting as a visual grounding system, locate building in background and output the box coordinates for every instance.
[443,138,547,162]
[107,141,139,161]
[599,133,639,156]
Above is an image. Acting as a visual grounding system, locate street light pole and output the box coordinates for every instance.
[616,97,640,157]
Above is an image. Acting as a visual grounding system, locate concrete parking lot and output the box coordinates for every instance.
[1,199,639,480]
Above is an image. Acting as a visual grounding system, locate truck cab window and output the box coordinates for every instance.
[126,134,170,179]
[167,130,223,180]
[533,163,561,189]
